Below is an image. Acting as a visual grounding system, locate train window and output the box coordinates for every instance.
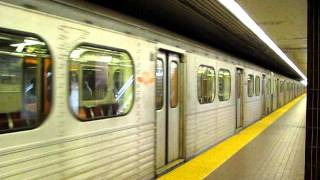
[280,81,284,93]
[289,82,291,92]
[69,45,134,121]
[266,78,271,95]
[255,76,260,96]
[293,83,295,93]
[156,59,164,110]
[170,62,178,108]
[197,65,216,104]
[247,74,254,97]
[218,69,231,101]
[274,80,277,94]
[0,31,52,133]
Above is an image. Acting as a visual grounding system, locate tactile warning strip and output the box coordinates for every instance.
[158,94,306,180]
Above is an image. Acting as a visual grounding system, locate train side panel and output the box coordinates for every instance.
[185,53,218,158]
[244,68,263,126]
[0,3,156,179]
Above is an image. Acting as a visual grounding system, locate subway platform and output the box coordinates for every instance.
[159,95,306,180]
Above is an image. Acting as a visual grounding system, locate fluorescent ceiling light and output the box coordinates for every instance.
[100,56,112,62]
[70,49,85,59]
[11,39,45,52]
[218,0,307,81]
[301,79,307,86]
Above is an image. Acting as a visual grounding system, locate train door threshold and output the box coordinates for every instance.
[156,159,184,176]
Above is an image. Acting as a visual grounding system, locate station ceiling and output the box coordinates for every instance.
[237,0,307,77]
[86,0,305,80]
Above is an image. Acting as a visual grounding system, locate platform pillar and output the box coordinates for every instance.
[306,0,320,179]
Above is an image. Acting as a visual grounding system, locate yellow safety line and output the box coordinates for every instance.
[158,94,306,180]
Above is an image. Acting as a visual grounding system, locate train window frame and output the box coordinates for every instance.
[68,43,135,121]
[197,65,216,104]
[218,68,231,102]
[0,29,53,134]
[247,74,254,97]
[255,75,260,96]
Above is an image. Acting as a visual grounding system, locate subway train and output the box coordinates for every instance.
[0,1,305,179]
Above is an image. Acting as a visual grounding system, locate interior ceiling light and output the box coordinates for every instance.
[11,39,44,52]
[218,0,307,83]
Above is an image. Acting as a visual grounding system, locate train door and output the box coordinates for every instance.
[156,50,183,172]
[262,74,266,116]
[236,68,244,131]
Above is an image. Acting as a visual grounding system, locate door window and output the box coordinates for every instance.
[266,78,271,95]
[274,80,277,94]
[247,74,254,97]
[255,76,260,96]
[156,59,164,110]
[170,62,178,108]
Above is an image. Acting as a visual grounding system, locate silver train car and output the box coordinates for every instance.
[0,1,305,179]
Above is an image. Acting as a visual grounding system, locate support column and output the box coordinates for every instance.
[306,0,320,179]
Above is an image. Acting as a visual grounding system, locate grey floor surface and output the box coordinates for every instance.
[206,97,306,180]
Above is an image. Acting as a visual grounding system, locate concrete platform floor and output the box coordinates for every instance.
[206,97,306,180]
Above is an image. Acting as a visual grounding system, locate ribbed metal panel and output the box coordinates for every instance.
[244,99,262,126]
[183,57,236,158]
[0,123,155,180]
[305,0,320,179]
